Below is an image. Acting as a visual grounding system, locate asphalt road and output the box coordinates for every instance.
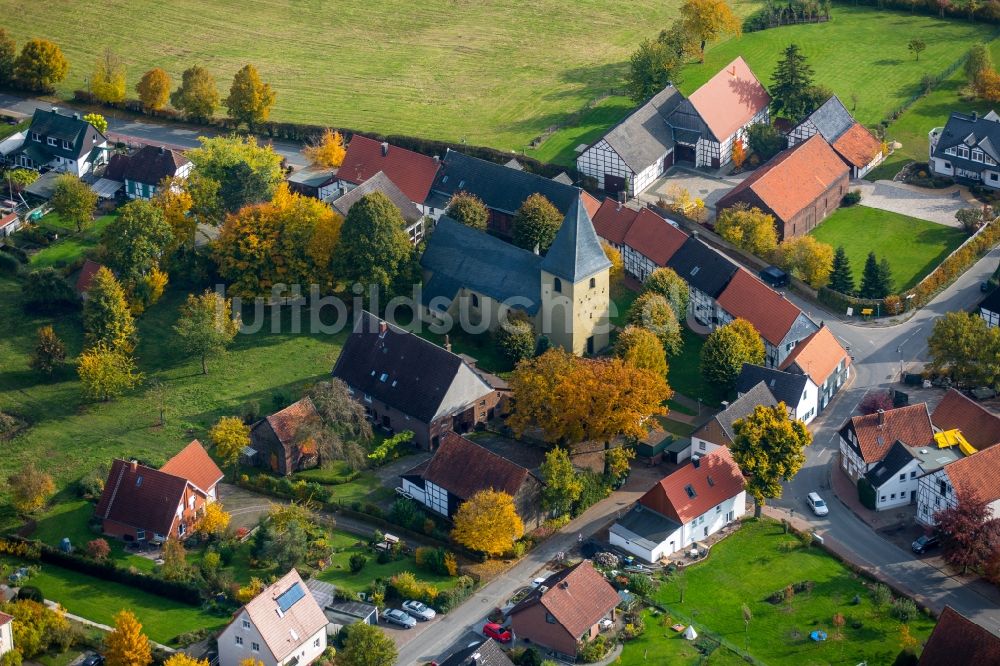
[0,93,307,167]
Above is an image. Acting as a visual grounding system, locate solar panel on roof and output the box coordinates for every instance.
[276,582,305,612]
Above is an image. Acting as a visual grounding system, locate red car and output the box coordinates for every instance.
[482,622,512,643]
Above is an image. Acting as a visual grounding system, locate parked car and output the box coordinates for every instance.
[81,655,105,666]
[383,608,417,629]
[806,492,829,517]
[402,600,436,621]
[483,622,512,643]
[912,533,940,554]
[530,577,546,589]
[759,265,789,288]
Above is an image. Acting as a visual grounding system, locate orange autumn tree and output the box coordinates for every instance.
[304,128,347,169]
[507,348,671,445]
[731,138,747,170]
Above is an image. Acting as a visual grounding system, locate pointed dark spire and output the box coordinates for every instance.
[540,192,611,283]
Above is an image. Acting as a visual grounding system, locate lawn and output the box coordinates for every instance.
[317,530,458,595]
[676,7,996,130]
[525,95,637,167]
[0,0,751,153]
[810,205,967,291]
[31,500,157,572]
[0,556,228,645]
[618,611,749,666]
[667,327,731,408]
[620,519,936,666]
[0,119,28,141]
[29,213,116,269]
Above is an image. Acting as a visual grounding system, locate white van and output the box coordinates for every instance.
[806,492,829,516]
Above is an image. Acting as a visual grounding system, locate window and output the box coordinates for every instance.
[47,137,57,146]
[136,529,145,540]
[992,173,999,182]
[545,612,557,624]
[939,480,948,496]
[31,132,40,142]
[880,496,886,502]
[699,442,706,451]
[910,471,917,478]
[716,504,722,513]
[242,619,251,629]
[314,638,321,648]
[553,278,562,293]
[589,277,596,289]
[890,493,896,500]
[958,146,970,159]
[471,293,479,308]
[61,140,70,150]
[136,476,143,487]
[973,149,984,162]
[235,636,244,646]
[189,495,196,509]
[251,642,260,652]
[899,473,906,481]
[379,372,388,382]
[684,484,696,499]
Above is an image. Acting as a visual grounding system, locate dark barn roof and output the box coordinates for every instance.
[665,237,737,298]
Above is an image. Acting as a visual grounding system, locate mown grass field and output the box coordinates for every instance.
[810,205,967,291]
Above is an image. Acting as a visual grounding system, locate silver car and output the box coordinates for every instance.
[402,599,436,621]
[383,608,417,629]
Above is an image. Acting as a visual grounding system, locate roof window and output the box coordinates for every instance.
[684,484,696,498]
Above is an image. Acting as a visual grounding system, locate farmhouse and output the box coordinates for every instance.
[104,145,192,200]
[666,237,738,327]
[838,404,936,483]
[94,440,224,542]
[979,288,1000,328]
[692,382,778,455]
[217,569,328,666]
[788,96,884,178]
[931,388,1000,451]
[610,447,746,563]
[778,324,851,412]
[400,432,543,526]
[7,108,108,176]
[507,560,619,660]
[917,443,1000,526]
[330,170,426,244]
[336,135,441,215]
[246,397,320,476]
[420,195,612,355]
[929,110,1000,188]
[331,311,500,450]
[918,606,1000,666]
[590,199,688,281]
[715,134,850,239]
[735,364,816,424]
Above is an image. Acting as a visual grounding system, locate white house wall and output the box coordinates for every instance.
[787,119,819,147]
[872,458,922,511]
[839,435,867,482]
[576,140,633,192]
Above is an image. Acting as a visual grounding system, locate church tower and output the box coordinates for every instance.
[539,194,612,355]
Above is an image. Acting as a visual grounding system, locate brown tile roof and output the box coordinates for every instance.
[919,606,1000,666]
[932,389,1000,451]
[717,134,849,223]
[688,57,771,141]
[509,560,619,638]
[421,432,532,501]
[339,135,440,203]
[581,191,602,219]
[160,440,224,495]
[842,403,934,464]
[716,269,805,346]
[266,397,319,446]
[75,259,103,295]
[943,444,1000,504]
[639,447,745,524]
[779,325,850,385]
[623,208,689,266]
[94,459,188,535]
[592,198,638,246]
[831,122,882,169]
[241,569,328,661]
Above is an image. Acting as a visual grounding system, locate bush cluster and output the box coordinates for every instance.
[415,546,458,577]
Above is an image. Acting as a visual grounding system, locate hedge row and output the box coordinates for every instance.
[833,0,1000,24]
[71,90,574,180]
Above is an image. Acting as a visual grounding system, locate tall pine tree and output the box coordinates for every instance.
[770,44,816,122]
[828,245,855,295]
[876,258,895,298]
[859,252,881,299]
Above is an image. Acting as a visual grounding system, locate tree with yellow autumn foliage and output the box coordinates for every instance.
[163,655,208,666]
[91,48,126,104]
[104,610,151,666]
[236,577,265,604]
[136,67,171,111]
[679,0,741,62]
[197,501,231,537]
[601,240,623,288]
[451,489,524,557]
[210,416,250,480]
[152,176,195,252]
[304,129,347,168]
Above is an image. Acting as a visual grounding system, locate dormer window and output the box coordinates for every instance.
[973,149,984,162]
[61,140,71,150]
[30,132,40,142]
[958,146,970,159]
[379,372,388,382]
[684,484,696,498]
[47,137,57,147]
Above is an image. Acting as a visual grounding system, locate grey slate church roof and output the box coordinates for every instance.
[805,96,856,143]
[540,196,613,283]
[735,364,809,410]
[932,110,1000,168]
[600,86,685,173]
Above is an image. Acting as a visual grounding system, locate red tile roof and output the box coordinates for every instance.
[75,259,103,295]
[623,208,689,266]
[0,611,11,626]
[581,191,602,219]
[943,443,1000,504]
[831,123,882,169]
[339,135,440,203]
[918,606,1000,666]
[160,440,224,495]
[241,569,328,661]
[639,447,745,524]
[0,212,17,230]
[931,389,1000,451]
[95,459,188,536]
[779,325,850,385]
[510,560,619,638]
[421,432,531,501]
[718,135,849,223]
[266,397,319,446]
[592,198,638,246]
[716,268,804,346]
[843,403,934,464]
[688,57,771,141]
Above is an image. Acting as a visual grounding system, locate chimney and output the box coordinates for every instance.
[51,107,59,114]
[73,112,80,120]
[159,146,166,155]
[130,460,138,471]
[378,320,388,337]
[692,456,701,468]
[877,408,885,426]
[380,142,389,157]
[973,111,980,122]
[433,155,440,164]
[444,334,452,352]
[616,201,622,212]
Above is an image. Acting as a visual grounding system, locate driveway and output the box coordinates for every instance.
[638,166,745,212]
[852,179,978,227]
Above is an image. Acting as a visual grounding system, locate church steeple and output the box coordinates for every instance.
[540,192,611,283]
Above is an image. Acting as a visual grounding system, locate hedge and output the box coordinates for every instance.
[857,478,877,511]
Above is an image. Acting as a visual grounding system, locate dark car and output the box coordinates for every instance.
[81,655,105,666]
[912,534,940,554]
[759,266,789,289]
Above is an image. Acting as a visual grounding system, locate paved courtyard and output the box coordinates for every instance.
[638,166,746,212]
[853,179,978,227]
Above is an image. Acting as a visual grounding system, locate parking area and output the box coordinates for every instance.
[638,166,746,212]
[852,179,977,227]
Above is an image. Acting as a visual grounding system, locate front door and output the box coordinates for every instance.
[604,174,626,196]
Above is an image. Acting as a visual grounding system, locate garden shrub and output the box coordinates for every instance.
[16,585,43,602]
[349,554,368,573]
[891,597,918,622]
[0,253,18,276]
[389,571,438,605]
[376,549,392,564]
[841,189,862,207]
[873,583,893,608]
[858,477,878,511]
[626,573,658,598]
[434,575,475,612]
[577,635,610,663]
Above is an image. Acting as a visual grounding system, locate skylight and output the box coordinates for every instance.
[135,476,143,487]
[690,266,701,276]
[684,484,696,499]
[707,476,715,487]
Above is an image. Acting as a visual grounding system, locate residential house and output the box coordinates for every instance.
[691,382,778,456]
[838,404,935,484]
[331,311,500,450]
[9,108,108,176]
[217,569,328,666]
[735,363,817,424]
[304,579,377,634]
[0,211,20,237]
[74,259,104,299]
[0,612,12,659]
[716,268,819,367]
[575,85,685,196]
[287,166,338,200]
[931,388,1000,451]
[507,560,619,660]
[787,96,885,178]
[420,195,612,355]
[666,237,738,327]
[330,170,426,244]
[917,443,1000,526]
[401,432,543,527]
[918,606,1000,666]
[590,199,688,281]
[929,110,1000,188]
[979,288,1000,328]
[863,441,924,511]
[610,447,746,563]
[0,130,25,163]
[335,135,440,216]
[94,440,224,542]
[438,638,514,666]
[427,148,588,238]
[715,134,850,239]
[247,398,320,476]
[104,145,192,200]
[778,324,851,411]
